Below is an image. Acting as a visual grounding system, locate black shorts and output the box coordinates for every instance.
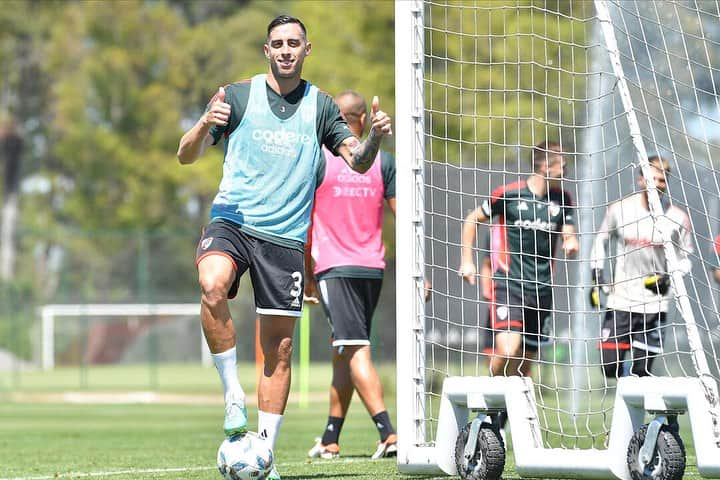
[196,220,304,317]
[600,310,664,354]
[479,281,495,355]
[491,283,553,351]
[480,308,495,355]
[317,277,383,347]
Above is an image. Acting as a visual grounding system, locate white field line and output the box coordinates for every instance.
[0,457,397,480]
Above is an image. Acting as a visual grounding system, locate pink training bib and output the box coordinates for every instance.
[311,147,386,274]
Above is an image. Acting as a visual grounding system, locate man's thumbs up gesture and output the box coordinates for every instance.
[370,96,392,137]
[204,86,230,128]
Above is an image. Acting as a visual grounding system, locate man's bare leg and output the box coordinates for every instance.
[257,314,297,452]
[346,346,386,416]
[347,345,397,457]
[198,255,246,436]
[490,331,525,377]
[330,347,355,418]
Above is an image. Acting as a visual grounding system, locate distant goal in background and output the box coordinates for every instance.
[396,1,720,478]
[40,303,209,371]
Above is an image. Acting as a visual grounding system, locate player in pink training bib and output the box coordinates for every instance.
[305,90,398,460]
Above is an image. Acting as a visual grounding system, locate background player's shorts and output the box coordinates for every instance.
[196,219,304,317]
[480,309,495,355]
[492,283,553,351]
[599,310,665,354]
[317,277,383,347]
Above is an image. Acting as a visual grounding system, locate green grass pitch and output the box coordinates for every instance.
[0,363,705,479]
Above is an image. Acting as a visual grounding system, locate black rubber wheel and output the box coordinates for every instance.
[454,422,505,480]
[627,423,686,480]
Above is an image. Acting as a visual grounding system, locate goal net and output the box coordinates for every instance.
[396,0,720,477]
[39,303,210,371]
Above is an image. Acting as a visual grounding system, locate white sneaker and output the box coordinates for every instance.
[307,437,340,459]
[371,433,397,459]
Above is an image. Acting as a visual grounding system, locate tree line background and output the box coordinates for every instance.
[0,0,399,363]
[2,0,664,366]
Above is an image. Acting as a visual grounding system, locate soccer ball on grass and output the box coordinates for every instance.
[217,431,274,480]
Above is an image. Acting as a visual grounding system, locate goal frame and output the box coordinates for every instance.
[395,0,433,473]
[39,303,209,370]
[394,0,720,477]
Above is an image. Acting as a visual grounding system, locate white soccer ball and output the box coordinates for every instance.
[217,431,274,480]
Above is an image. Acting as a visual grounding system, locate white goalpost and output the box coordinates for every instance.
[40,303,210,370]
[396,1,720,479]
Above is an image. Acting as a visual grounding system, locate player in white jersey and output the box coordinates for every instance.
[590,156,693,378]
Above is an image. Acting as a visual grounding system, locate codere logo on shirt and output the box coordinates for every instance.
[513,218,557,231]
[252,128,313,157]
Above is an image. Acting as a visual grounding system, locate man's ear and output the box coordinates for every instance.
[305,41,312,56]
[263,43,270,59]
[359,112,367,131]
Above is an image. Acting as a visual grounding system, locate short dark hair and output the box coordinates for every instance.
[267,15,307,38]
[640,155,671,176]
[532,140,563,170]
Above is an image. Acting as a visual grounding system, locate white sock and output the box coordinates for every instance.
[258,410,284,450]
[211,346,245,399]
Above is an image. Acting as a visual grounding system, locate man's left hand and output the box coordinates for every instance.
[370,96,392,137]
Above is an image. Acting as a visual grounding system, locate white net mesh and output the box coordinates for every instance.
[40,304,207,371]
[418,0,720,452]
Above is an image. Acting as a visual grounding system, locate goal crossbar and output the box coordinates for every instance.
[40,303,206,370]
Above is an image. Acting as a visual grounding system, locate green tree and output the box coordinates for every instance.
[424,0,593,167]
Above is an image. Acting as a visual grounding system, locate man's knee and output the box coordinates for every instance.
[494,332,523,357]
[277,336,293,361]
[199,273,231,308]
[265,336,293,366]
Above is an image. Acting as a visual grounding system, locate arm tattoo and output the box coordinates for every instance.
[349,131,381,171]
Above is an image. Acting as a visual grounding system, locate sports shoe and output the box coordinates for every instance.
[307,437,340,459]
[223,392,247,437]
[266,465,281,480]
[371,433,398,459]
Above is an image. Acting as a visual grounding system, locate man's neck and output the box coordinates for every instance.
[266,71,302,96]
[349,124,363,138]
[526,174,547,197]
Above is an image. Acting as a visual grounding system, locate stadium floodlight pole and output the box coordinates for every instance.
[595,0,720,443]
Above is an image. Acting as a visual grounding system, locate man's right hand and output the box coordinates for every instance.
[204,86,230,128]
[589,268,609,307]
[304,275,320,304]
[459,261,477,285]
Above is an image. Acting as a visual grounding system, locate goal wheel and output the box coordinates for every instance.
[454,422,505,480]
[626,423,686,480]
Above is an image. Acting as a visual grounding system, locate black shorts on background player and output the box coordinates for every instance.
[317,277,383,346]
[492,282,553,351]
[599,310,664,377]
